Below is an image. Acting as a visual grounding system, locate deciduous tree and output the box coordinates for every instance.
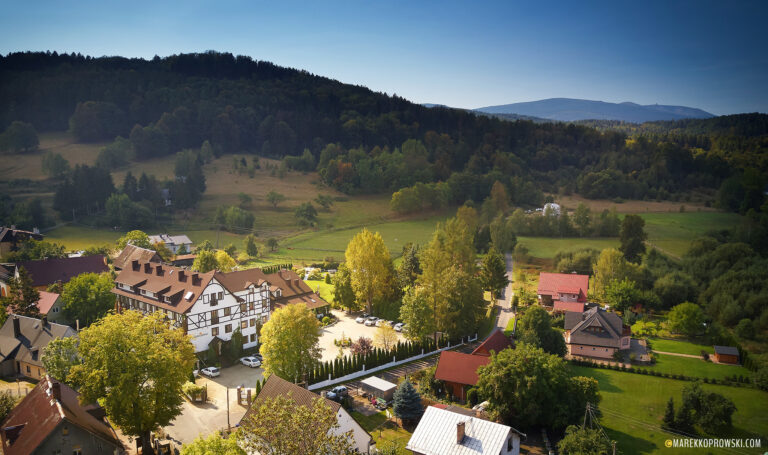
[557,425,611,455]
[244,234,259,257]
[260,304,321,382]
[61,272,115,327]
[116,230,152,250]
[332,264,359,312]
[69,311,196,454]
[374,324,398,351]
[0,267,40,319]
[266,190,286,208]
[399,286,435,341]
[192,250,219,272]
[619,214,647,263]
[517,306,566,356]
[480,246,509,298]
[181,433,245,455]
[345,229,392,315]
[41,336,81,382]
[667,302,706,337]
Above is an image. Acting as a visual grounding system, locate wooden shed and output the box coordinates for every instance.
[713,345,740,365]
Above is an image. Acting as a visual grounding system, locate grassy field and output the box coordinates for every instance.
[643,354,753,381]
[650,338,714,356]
[351,410,412,454]
[304,278,335,303]
[570,365,768,454]
[640,212,743,258]
[517,236,620,258]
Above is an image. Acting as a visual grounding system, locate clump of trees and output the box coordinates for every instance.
[663,382,736,434]
[0,121,38,153]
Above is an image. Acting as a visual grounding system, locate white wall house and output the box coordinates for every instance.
[112,261,270,356]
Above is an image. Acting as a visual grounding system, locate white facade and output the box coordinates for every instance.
[335,407,373,453]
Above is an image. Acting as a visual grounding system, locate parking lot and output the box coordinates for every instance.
[318,310,406,362]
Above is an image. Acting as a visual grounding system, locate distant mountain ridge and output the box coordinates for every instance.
[475,98,714,123]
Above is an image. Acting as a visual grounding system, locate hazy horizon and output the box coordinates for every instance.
[2,0,767,115]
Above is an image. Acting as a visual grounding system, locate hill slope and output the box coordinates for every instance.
[475,98,714,122]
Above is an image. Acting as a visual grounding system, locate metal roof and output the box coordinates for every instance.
[360,376,397,392]
[406,406,514,455]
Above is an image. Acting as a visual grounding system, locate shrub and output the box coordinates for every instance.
[182,382,205,397]
[322,316,331,325]
[466,388,479,407]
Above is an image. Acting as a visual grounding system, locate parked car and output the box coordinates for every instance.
[240,356,261,368]
[394,322,405,332]
[253,353,263,362]
[355,313,369,324]
[376,319,392,327]
[327,385,348,401]
[364,317,379,326]
[201,367,220,378]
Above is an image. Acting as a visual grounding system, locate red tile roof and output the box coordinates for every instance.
[35,291,59,314]
[113,262,216,314]
[0,376,121,454]
[538,272,589,302]
[472,328,512,356]
[553,301,585,313]
[434,351,490,386]
[18,256,108,287]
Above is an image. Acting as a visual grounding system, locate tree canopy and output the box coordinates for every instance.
[260,303,321,382]
[345,229,393,315]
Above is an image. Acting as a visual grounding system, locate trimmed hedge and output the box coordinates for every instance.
[569,359,755,388]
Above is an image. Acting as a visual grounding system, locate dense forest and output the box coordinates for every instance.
[1,51,766,216]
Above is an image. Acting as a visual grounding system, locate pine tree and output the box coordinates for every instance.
[393,379,422,422]
[663,397,675,429]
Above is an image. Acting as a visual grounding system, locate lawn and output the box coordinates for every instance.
[569,365,768,454]
[643,354,753,381]
[516,236,620,259]
[649,338,714,356]
[640,212,742,258]
[45,225,122,250]
[305,278,335,303]
[351,410,412,454]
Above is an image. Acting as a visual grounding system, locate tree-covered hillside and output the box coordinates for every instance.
[1,51,766,214]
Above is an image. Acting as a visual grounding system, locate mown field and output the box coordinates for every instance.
[569,365,768,455]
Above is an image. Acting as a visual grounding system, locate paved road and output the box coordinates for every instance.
[653,350,703,359]
[495,253,515,331]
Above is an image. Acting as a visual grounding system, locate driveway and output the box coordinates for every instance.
[164,364,263,445]
[318,310,406,362]
[495,253,515,331]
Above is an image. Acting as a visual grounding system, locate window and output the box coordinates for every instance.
[240,303,247,313]
[250,334,256,343]
[261,316,268,323]
[211,310,219,325]
[212,327,219,337]
[250,318,255,327]
[592,347,596,351]
[225,324,232,333]
[508,437,513,451]
[224,307,231,317]
[26,365,30,373]
[62,426,69,435]
[210,294,218,306]
[241,321,247,329]
[218,292,223,299]
[249,302,255,311]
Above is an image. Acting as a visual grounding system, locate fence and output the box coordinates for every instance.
[308,334,478,391]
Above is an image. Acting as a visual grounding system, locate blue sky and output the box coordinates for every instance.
[1,0,766,115]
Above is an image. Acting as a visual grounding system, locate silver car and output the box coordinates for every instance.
[364,316,378,327]
[240,356,261,368]
[201,367,220,378]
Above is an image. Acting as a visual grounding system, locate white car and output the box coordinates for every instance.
[201,367,220,378]
[364,317,378,327]
[240,356,261,368]
[355,313,369,324]
[394,322,404,332]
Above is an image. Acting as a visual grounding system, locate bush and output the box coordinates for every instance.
[466,388,479,407]
[322,316,331,325]
[182,382,205,397]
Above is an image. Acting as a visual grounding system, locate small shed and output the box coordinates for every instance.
[713,345,740,365]
[360,376,397,401]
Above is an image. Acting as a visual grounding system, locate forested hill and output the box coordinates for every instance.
[1,51,765,213]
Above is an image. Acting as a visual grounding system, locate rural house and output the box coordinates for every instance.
[537,272,589,313]
[471,328,513,357]
[0,315,77,380]
[564,306,630,359]
[434,351,491,402]
[0,226,42,259]
[265,268,331,316]
[713,345,740,364]
[14,255,109,290]
[406,405,524,455]
[241,374,373,453]
[0,264,14,297]
[0,376,122,455]
[148,234,193,254]
[113,244,161,271]
[32,291,67,325]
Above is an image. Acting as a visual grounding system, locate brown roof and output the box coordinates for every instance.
[0,227,42,244]
[0,376,122,454]
[35,291,60,314]
[17,256,108,287]
[113,244,161,270]
[266,269,313,298]
[434,351,491,386]
[276,292,329,311]
[553,301,585,313]
[471,328,512,356]
[214,268,271,293]
[113,262,216,314]
[242,375,341,424]
[564,307,626,348]
[173,254,197,261]
[0,315,77,368]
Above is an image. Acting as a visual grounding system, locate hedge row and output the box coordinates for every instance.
[570,359,755,388]
[261,263,293,274]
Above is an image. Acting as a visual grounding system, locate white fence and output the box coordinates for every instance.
[308,334,478,391]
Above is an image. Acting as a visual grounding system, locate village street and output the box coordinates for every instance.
[495,253,515,331]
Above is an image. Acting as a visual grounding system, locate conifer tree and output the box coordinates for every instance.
[393,379,422,422]
[663,397,675,429]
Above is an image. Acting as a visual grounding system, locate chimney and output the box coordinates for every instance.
[143,263,152,273]
[50,380,61,401]
[155,265,163,276]
[178,270,186,282]
[131,259,140,271]
[294,278,299,287]
[457,421,466,444]
[12,317,20,339]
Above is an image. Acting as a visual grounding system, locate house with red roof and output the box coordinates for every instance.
[537,272,589,313]
[434,351,491,402]
[471,328,513,357]
[34,291,67,325]
[0,375,122,455]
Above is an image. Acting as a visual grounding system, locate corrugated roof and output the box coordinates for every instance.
[18,256,108,287]
[0,376,122,454]
[360,376,397,393]
[406,406,513,455]
[434,351,490,386]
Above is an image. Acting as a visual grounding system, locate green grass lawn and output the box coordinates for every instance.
[517,236,620,259]
[305,278,335,303]
[641,212,742,258]
[569,365,768,454]
[649,338,714,356]
[643,354,752,381]
[351,410,412,454]
[45,225,122,250]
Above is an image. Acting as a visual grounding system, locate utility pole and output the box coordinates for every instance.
[226,387,231,432]
[612,441,616,455]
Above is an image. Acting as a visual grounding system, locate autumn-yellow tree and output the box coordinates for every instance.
[345,229,392,315]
